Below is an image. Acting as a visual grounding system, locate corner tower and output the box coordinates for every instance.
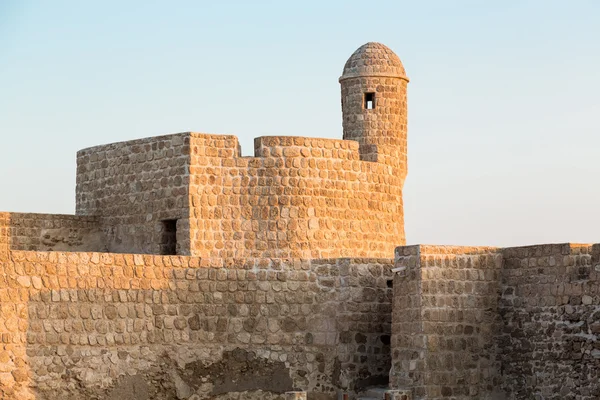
[340,42,409,180]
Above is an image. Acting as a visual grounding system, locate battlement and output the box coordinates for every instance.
[78,132,386,161]
[74,131,406,258]
[1,42,406,399]
[0,212,104,254]
[70,40,411,261]
[253,136,360,160]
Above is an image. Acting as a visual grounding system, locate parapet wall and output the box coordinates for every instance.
[189,133,405,259]
[0,212,104,253]
[253,136,360,160]
[75,132,406,259]
[391,243,600,400]
[0,248,394,399]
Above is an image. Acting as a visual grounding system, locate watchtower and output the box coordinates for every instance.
[340,42,409,179]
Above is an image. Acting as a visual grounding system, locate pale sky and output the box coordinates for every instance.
[1,1,599,247]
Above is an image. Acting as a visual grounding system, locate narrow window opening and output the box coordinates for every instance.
[380,334,391,345]
[364,92,375,109]
[160,219,177,255]
[386,279,393,288]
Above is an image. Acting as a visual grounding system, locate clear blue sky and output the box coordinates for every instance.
[1,1,599,247]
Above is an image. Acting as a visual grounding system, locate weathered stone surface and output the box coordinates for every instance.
[0,251,393,399]
[2,41,598,400]
[391,244,600,400]
[0,42,407,399]
[2,212,105,252]
[496,244,600,400]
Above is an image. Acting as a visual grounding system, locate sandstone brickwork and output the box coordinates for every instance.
[76,133,192,255]
[1,42,597,399]
[0,42,410,399]
[188,135,404,259]
[72,42,409,259]
[340,42,408,180]
[498,244,600,400]
[75,131,406,260]
[0,250,393,399]
[391,244,600,400]
[391,246,503,399]
[2,213,104,252]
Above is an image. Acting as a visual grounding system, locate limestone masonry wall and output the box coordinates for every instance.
[391,246,502,400]
[340,77,408,177]
[498,244,600,400]
[75,132,405,260]
[2,213,104,253]
[0,250,393,400]
[4,41,599,400]
[13,43,410,261]
[3,242,599,399]
[76,133,192,255]
[391,244,600,400]
[188,134,404,260]
[340,42,408,179]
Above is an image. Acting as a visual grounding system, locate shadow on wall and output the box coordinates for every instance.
[391,245,504,399]
[74,133,407,259]
[497,243,600,399]
[0,251,394,400]
[391,243,600,400]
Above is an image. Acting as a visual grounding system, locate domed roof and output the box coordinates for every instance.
[340,42,408,81]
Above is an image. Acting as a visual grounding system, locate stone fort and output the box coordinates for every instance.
[0,42,598,400]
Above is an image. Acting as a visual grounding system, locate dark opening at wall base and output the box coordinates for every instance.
[160,219,177,255]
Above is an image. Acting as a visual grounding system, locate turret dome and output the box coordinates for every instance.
[340,42,408,81]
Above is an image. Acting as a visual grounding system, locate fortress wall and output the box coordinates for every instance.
[75,132,404,259]
[187,133,245,259]
[391,245,503,400]
[498,244,600,399]
[0,249,393,399]
[391,243,600,400]
[188,134,405,259]
[3,213,104,252]
[73,131,405,259]
[76,133,192,255]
